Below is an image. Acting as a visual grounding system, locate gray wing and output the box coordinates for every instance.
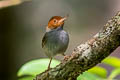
[42,34,47,48]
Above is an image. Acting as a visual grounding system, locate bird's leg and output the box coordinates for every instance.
[45,58,52,79]
[48,57,52,70]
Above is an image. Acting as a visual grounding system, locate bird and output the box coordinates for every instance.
[42,15,69,70]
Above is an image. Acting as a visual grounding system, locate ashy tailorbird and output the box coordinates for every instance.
[42,15,69,70]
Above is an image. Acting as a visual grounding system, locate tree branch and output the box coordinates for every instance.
[0,0,30,9]
[34,12,120,80]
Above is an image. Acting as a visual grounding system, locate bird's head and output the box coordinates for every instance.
[46,15,68,32]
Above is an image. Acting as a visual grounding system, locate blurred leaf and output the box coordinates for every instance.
[77,72,101,80]
[18,76,34,80]
[17,58,60,77]
[108,68,120,79]
[88,66,107,78]
[102,56,120,68]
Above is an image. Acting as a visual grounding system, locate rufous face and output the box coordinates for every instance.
[47,16,67,29]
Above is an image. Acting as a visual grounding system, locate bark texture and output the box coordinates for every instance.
[34,12,120,80]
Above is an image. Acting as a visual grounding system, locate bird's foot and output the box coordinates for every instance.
[63,55,70,61]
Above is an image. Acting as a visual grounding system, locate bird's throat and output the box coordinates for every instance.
[46,27,52,32]
[46,25,63,32]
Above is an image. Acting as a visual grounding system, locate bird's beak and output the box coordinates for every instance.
[59,14,69,23]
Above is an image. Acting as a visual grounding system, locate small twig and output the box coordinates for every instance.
[0,0,30,9]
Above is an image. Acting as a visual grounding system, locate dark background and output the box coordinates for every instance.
[0,0,120,80]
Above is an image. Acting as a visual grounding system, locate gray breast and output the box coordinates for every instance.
[43,29,69,58]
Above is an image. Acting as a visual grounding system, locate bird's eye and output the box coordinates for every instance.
[53,19,57,23]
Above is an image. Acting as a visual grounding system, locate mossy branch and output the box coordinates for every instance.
[34,11,120,80]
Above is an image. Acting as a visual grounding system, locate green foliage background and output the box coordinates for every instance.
[17,56,120,80]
